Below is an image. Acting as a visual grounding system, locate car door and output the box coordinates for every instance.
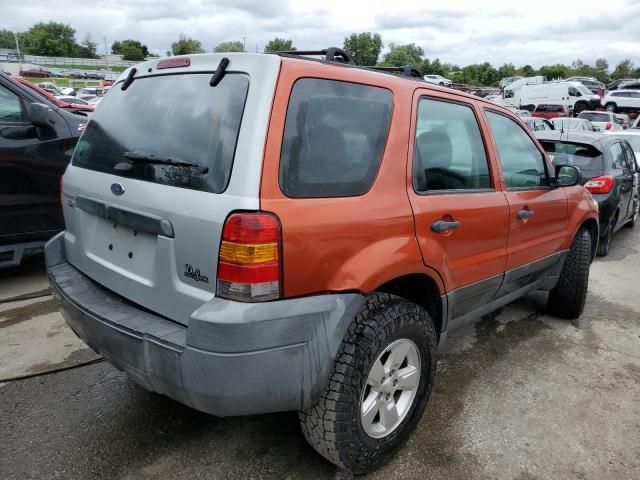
[407,92,509,321]
[0,79,69,247]
[610,141,634,224]
[482,109,568,297]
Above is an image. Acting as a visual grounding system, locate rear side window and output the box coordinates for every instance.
[486,111,549,189]
[413,99,491,191]
[0,85,25,123]
[279,79,392,198]
[73,73,249,194]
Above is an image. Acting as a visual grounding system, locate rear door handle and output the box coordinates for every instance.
[517,209,535,220]
[431,220,461,233]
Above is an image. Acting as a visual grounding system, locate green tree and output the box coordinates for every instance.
[213,41,244,53]
[120,44,145,61]
[112,39,149,57]
[421,58,446,76]
[264,38,295,53]
[75,33,98,59]
[497,63,516,80]
[171,35,204,55]
[538,64,570,80]
[593,58,610,83]
[0,29,17,49]
[381,43,423,67]
[21,22,76,56]
[611,59,634,80]
[343,32,383,66]
[519,65,535,77]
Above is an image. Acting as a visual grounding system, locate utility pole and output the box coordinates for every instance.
[242,36,246,52]
[103,37,108,56]
[13,31,22,71]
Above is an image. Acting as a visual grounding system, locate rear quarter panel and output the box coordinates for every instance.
[259,60,446,297]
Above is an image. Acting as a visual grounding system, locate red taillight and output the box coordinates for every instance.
[157,57,190,69]
[216,212,282,302]
[605,122,612,130]
[584,175,614,194]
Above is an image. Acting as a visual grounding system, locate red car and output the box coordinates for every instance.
[19,68,52,78]
[13,77,95,113]
[531,104,571,119]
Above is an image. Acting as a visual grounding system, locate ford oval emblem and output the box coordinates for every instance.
[111,183,125,196]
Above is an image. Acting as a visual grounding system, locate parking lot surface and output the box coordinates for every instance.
[1,227,639,480]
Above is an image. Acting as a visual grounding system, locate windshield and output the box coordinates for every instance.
[539,140,603,170]
[72,73,249,193]
[578,112,610,122]
[552,119,586,130]
[577,85,592,96]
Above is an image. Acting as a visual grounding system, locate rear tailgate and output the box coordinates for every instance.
[61,54,281,325]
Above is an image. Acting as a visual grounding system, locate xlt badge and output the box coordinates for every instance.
[184,264,209,283]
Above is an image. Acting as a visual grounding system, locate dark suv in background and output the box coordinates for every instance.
[0,72,87,267]
[536,131,639,256]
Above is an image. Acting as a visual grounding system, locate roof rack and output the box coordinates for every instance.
[277,47,355,65]
[365,65,424,79]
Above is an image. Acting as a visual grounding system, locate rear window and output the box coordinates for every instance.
[279,78,392,198]
[539,141,603,170]
[578,112,610,122]
[72,73,249,194]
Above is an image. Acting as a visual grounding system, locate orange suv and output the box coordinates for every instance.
[46,48,599,473]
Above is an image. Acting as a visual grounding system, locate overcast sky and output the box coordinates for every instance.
[4,0,640,68]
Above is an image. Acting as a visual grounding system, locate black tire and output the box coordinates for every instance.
[547,228,592,319]
[605,102,617,113]
[574,101,588,115]
[597,219,615,256]
[299,293,437,474]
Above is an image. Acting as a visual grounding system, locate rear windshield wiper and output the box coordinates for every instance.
[115,151,208,174]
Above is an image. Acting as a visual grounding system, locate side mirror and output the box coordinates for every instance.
[555,165,581,187]
[28,102,56,128]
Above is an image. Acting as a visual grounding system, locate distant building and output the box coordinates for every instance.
[0,48,21,62]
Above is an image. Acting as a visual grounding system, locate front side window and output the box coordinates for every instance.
[610,143,626,170]
[0,85,25,123]
[413,98,491,192]
[73,73,249,194]
[279,79,392,198]
[486,111,549,189]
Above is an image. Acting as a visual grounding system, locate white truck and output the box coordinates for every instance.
[504,80,600,114]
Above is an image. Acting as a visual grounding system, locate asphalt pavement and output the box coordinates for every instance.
[1,226,639,480]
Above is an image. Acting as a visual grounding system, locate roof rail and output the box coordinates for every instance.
[366,65,424,79]
[276,47,355,65]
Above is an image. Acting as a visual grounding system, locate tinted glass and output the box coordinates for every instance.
[578,112,611,122]
[610,143,626,169]
[0,85,25,123]
[539,141,603,170]
[621,142,637,170]
[280,79,392,198]
[72,73,249,194]
[486,111,548,188]
[414,99,491,191]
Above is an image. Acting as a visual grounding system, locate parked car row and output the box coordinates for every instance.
[20,66,119,81]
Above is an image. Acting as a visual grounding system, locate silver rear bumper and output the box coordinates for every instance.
[46,232,365,416]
